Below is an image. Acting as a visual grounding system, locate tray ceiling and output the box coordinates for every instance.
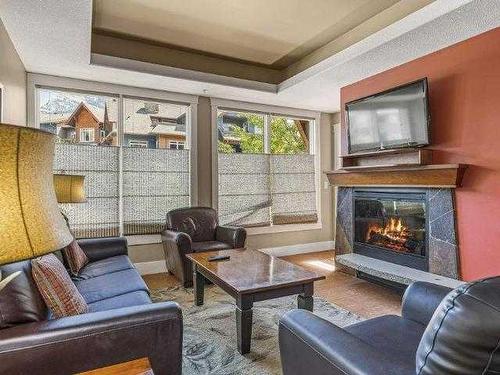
[93,0,402,68]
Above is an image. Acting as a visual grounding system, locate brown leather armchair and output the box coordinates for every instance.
[161,207,246,287]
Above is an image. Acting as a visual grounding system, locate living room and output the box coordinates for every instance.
[0,1,499,374]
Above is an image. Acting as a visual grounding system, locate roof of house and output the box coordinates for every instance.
[40,98,188,137]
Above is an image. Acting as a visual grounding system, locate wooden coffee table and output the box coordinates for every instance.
[186,248,325,354]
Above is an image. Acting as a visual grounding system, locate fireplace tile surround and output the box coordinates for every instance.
[335,187,460,279]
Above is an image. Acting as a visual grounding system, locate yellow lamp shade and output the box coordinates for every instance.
[53,174,87,203]
[0,123,73,265]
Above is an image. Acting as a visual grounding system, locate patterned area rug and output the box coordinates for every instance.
[151,286,363,375]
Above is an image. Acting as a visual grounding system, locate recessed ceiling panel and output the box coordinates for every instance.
[93,0,401,67]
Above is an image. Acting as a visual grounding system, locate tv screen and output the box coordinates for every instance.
[346,79,430,154]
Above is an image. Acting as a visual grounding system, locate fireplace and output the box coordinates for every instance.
[353,189,429,271]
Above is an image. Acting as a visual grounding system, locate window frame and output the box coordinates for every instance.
[211,98,322,235]
[168,140,185,150]
[27,73,199,245]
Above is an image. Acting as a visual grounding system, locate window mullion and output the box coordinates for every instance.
[118,94,124,237]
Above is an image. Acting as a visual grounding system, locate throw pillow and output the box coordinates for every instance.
[63,240,89,276]
[31,254,88,318]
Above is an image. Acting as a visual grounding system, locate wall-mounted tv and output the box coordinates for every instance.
[346,78,430,154]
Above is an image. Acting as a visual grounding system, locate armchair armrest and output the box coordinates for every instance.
[402,281,453,326]
[215,225,247,248]
[279,310,413,375]
[77,237,128,262]
[0,302,182,375]
[161,229,192,255]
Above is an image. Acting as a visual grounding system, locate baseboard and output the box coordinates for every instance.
[258,240,335,257]
[134,260,167,275]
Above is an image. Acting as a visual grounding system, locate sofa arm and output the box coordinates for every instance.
[0,302,183,375]
[77,237,128,262]
[215,225,247,248]
[279,310,413,375]
[402,281,453,326]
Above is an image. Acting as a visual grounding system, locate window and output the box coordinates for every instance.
[79,128,94,142]
[168,140,185,150]
[36,85,193,239]
[215,106,318,230]
[128,140,148,148]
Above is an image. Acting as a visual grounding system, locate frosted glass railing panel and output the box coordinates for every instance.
[271,155,317,225]
[218,153,271,227]
[54,144,120,238]
[123,147,190,235]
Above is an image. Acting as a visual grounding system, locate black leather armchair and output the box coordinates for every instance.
[279,277,500,375]
[161,207,246,287]
[0,237,183,375]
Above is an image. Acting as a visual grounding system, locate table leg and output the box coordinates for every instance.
[236,297,253,354]
[297,283,314,311]
[193,265,205,306]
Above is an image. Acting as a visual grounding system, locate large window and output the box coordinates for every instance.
[36,84,193,239]
[216,106,319,230]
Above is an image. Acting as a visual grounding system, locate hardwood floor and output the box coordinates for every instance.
[143,250,402,319]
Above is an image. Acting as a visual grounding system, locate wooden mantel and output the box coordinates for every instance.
[325,164,467,188]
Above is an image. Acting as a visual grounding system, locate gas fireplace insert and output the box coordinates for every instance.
[353,189,429,271]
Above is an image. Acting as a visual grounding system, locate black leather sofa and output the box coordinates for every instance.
[0,237,183,375]
[161,207,246,287]
[279,277,500,375]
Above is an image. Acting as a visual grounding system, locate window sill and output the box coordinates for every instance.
[246,222,322,236]
[126,234,162,246]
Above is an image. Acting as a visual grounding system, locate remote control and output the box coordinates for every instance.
[208,255,230,262]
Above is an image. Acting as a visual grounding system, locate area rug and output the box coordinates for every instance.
[151,286,363,375]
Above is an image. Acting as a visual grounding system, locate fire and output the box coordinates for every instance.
[366,217,410,251]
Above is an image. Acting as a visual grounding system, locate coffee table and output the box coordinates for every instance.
[186,248,325,354]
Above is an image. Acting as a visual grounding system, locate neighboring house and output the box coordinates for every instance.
[40,101,116,145]
[40,99,188,149]
[123,101,187,149]
[217,112,261,152]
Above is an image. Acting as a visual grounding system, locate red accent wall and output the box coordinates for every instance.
[340,28,500,281]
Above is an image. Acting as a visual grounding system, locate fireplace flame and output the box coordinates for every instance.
[366,217,410,251]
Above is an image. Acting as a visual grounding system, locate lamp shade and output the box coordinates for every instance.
[0,123,73,265]
[53,174,87,203]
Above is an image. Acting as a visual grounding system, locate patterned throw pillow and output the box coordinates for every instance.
[63,240,89,276]
[31,254,88,318]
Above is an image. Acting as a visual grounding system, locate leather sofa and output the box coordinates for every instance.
[161,207,246,287]
[279,277,500,375]
[0,237,183,375]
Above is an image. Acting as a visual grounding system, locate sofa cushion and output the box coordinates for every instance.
[345,315,426,365]
[191,241,232,253]
[75,269,149,304]
[31,254,89,318]
[63,240,89,276]
[0,260,48,328]
[88,291,151,313]
[77,255,134,280]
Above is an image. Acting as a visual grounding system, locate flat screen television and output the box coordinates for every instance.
[346,78,430,154]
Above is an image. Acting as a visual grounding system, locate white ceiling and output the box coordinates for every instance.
[1,0,499,112]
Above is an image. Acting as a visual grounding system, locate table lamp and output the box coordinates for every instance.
[53,173,87,229]
[0,123,73,286]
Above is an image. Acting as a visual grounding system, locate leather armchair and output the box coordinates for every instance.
[279,277,500,375]
[161,207,246,287]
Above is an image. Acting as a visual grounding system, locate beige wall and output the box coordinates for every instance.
[129,105,336,263]
[0,18,26,125]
